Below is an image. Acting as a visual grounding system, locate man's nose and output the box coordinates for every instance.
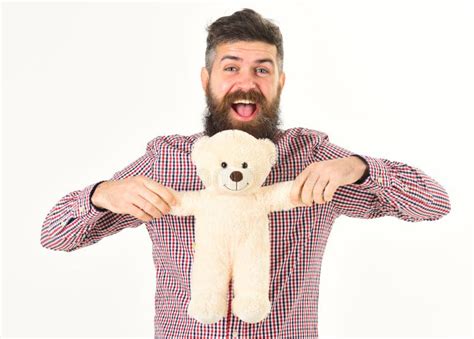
[235,71,257,91]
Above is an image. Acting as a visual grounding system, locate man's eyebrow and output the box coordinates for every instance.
[255,58,274,66]
[220,55,242,63]
[220,55,275,66]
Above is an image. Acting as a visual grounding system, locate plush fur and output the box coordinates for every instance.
[167,129,304,324]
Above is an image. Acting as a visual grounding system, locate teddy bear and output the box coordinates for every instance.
[167,129,305,325]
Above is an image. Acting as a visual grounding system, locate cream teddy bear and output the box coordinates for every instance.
[168,129,304,324]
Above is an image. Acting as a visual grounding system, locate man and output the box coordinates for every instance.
[41,8,451,338]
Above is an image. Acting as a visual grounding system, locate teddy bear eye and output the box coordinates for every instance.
[242,162,248,169]
[221,162,227,168]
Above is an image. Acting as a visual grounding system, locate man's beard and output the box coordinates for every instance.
[203,83,283,143]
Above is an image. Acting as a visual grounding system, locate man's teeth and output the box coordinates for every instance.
[233,99,255,104]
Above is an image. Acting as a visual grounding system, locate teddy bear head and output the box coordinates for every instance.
[191,130,277,195]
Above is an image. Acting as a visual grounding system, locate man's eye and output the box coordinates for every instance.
[256,68,269,74]
[224,66,238,72]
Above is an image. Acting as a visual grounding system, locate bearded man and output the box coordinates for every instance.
[41,8,450,338]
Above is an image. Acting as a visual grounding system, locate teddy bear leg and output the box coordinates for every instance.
[231,234,271,323]
[187,247,231,324]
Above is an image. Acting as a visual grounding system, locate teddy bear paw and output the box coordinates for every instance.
[187,294,228,324]
[232,295,271,323]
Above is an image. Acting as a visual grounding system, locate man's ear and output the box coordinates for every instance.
[279,71,286,90]
[201,67,209,93]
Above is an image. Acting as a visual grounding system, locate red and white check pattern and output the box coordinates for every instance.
[41,127,451,338]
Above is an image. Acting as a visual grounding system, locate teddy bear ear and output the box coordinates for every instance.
[191,136,210,165]
[260,139,278,166]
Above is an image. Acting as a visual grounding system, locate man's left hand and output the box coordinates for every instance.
[290,156,368,206]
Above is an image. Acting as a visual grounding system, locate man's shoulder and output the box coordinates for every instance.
[277,127,329,147]
[145,131,205,155]
[144,127,330,155]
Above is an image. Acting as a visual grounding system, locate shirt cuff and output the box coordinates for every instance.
[70,181,110,223]
[89,181,109,212]
[349,154,392,193]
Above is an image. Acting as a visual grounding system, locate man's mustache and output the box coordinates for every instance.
[203,84,283,142]
[220,89,266,109]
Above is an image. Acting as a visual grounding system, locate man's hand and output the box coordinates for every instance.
[91,176,178,222]
[290,156,368,206]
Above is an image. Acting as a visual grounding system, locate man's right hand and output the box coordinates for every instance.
[91,176,177,222]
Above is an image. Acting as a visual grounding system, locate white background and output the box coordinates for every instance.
[1,0,472,338]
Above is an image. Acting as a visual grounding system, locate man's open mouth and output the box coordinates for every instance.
[231,99,258,120]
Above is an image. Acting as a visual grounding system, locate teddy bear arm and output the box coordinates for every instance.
[167,190,202,216]
[260,180,305,213]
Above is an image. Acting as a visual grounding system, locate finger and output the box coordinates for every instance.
[300,173,319,206]
[138,185,171,216]
[142,178,177,206]
[313,178,329,204]
[323,181,338,202]
[129,202,154,222]
[290,167,311,204]
[132,194,162,220]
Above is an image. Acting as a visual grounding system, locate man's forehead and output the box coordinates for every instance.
[215,41,277,63]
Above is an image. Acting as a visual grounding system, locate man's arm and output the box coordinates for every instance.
[40,137,162,252]
[315,134,451,222]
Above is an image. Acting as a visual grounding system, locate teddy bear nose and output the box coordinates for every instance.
[230,171,243,182]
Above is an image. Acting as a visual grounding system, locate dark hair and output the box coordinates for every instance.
[205,8,284,73]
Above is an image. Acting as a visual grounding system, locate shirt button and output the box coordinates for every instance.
[79,206,85,213]
[377,178,383,185]
[232,331,238,338]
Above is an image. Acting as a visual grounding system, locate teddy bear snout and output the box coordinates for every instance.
[230,171,243,182]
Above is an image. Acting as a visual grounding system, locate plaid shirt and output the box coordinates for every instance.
[41,127,451,338]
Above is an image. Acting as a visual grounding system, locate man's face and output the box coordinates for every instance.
[201,41,286,142]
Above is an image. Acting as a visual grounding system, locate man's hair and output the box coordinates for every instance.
[205,8,284,74]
